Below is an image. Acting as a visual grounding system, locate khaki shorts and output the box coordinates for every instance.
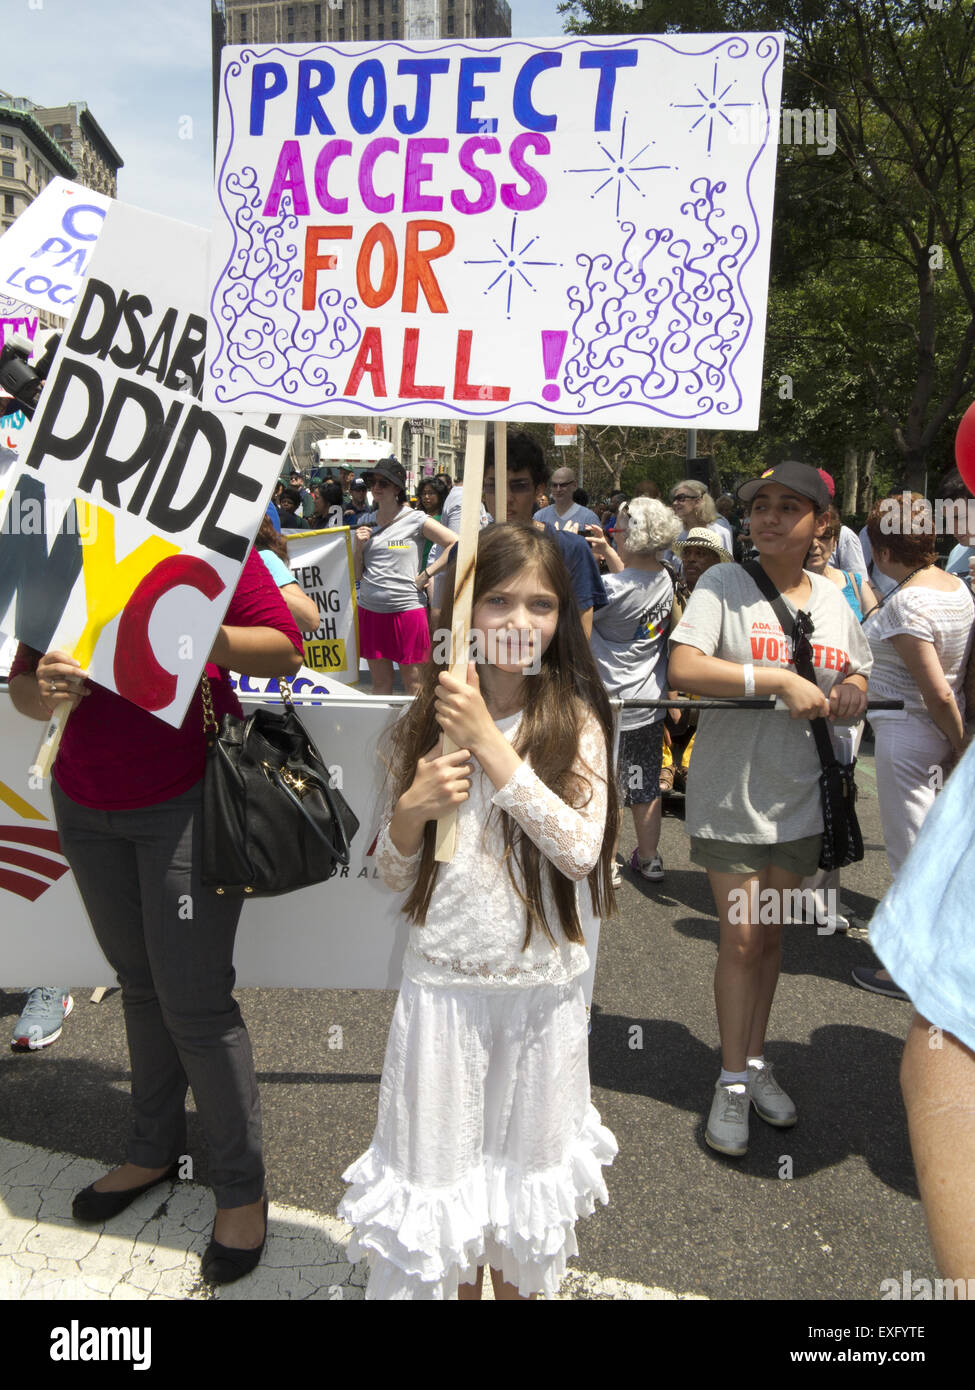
[689,834,822,878]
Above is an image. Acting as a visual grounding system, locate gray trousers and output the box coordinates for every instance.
[52,779,264,1208]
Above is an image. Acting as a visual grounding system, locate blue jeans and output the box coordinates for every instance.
[52,779,264,1208]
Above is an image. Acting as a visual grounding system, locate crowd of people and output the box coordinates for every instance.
[7,441,975,1300]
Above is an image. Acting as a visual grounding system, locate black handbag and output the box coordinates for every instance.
[200,675,359,897]
[744,562,864,872]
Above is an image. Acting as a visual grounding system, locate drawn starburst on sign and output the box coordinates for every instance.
[565,114,671,222]
[671,60,753,155]
[463,215,561,319]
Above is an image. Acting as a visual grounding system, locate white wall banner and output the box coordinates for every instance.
[0,179,111,318]
[280,525,360,682]
[0,202,298,729]
[207,33,784,427]
[0,693,406,988]
[0,689,600,996]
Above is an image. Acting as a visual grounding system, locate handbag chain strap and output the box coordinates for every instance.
[201,671,296,736]
[201,673,219,743]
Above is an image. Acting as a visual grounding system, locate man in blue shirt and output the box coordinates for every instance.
[482,433,607,636]
[533,465,603,533]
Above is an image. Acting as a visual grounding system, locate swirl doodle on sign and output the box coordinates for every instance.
[209,168,362,406]
[563,178,750,419]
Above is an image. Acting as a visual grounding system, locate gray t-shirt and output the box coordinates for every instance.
[828,525,869,580]
[591,569,673,730]
[357,507,428,613]
[669,564,873,843]
[429,485,490,608]
[532,501,602,532]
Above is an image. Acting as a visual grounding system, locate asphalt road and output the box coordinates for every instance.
[1,730,935,1308]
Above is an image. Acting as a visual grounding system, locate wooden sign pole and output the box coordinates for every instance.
[434,420,487,863]
[493,419,507,521]
[29,700,71,779]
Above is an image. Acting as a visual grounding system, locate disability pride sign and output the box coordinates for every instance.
[0,201,296,729]
[207,34,783,427]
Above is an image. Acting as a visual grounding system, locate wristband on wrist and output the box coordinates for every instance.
[743,662,755,697]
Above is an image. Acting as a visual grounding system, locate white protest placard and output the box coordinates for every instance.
[280,525,360,682]
[0,178,110,318]
[207,33,783,427]
[0,201,297,729]
[0,293,40,353]
[0,296,44,468]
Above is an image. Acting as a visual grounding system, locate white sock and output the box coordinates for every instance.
[746,1056,766,1070]
[719,1069,748,1090]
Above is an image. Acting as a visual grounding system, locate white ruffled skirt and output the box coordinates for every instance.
[338,975,617,1299]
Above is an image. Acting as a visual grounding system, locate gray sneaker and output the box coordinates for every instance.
[705,1082,749,1157]
[631,849,664,881]
[747,1062,797,1127]
[11,987,73,1051]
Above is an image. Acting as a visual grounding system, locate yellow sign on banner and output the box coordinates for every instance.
[281,525,360,685]
[304,638,348,674]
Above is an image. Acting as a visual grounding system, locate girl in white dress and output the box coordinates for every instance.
[339,523,618,1299]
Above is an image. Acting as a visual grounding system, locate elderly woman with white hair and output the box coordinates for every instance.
[588,498,682,885]
[668,480,735,563]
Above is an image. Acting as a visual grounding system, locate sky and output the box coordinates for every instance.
[1,0,573,230]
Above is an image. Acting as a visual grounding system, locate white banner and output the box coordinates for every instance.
[281,525,360,682]
[0,692,405,987]
[0,202,298,729]
[0,178,110,318]
[207,33,783,427]
[0,690,600,995]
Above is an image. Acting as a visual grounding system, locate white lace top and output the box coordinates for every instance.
[375,709,609,989]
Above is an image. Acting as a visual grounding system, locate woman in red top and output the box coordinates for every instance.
[9,549,303,1285]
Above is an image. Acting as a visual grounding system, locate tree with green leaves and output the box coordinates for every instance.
[559,0,975,493]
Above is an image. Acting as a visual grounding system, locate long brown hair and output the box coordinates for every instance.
[255,514,288,562]
[384,523,618,948]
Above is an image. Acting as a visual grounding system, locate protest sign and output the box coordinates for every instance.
[0,293,40,352]
[0,201,297,729]
[0,407,29,473]
[0,296,42,470]
[0,179,110,318]
[207,33,783,427]
[279,525,360,681]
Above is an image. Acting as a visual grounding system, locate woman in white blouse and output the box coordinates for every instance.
[856,493,975,996]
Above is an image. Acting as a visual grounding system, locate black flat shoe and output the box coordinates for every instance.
[201,1195,269,1286]
[73,1162,180,1223]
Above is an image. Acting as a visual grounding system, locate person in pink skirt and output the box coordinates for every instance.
[354,459,459,694]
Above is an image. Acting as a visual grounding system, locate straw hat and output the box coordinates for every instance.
[672,527,733,562]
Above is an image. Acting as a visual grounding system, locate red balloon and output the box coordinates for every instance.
[955,399,975,493]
